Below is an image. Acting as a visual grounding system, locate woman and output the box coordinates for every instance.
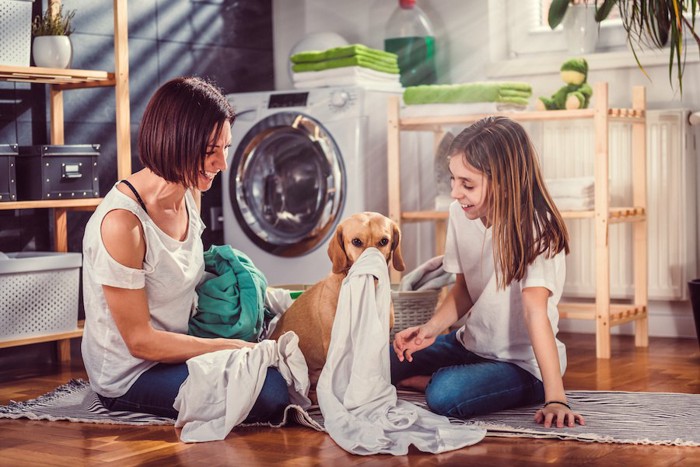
[392,116,585,429]
[81,77,290,421]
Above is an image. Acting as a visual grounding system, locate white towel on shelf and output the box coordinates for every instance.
[293,66,400,83]
[546,176,595,199]
[316,248,485,456]
[174,331,311,443]
[553,196,595,211]
[292,66,402,91]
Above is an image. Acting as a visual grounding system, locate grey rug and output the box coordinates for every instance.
[1,379,698,446]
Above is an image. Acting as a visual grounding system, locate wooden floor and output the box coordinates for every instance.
[1,333,699,466]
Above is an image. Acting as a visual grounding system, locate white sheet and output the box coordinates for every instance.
[174,331,311,442]
[316,248,486,455]
[546,176,595,199]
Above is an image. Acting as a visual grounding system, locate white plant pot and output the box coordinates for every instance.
[32,36,73,69]
[563,4,599,55]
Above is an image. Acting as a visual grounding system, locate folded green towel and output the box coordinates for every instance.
[190,245,268,341]
[291,44,398,65]
[403,82,533,105]
[293,55,400,74]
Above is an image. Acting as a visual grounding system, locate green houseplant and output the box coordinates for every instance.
[547,0,700,92]
[31,5,76,69]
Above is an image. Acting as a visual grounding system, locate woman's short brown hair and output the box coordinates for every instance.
[138,76,235,187]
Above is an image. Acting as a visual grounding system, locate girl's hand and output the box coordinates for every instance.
[534,402,586,428]
[393,324,439,362]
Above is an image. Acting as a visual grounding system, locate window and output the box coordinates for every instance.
[498,0,625,59]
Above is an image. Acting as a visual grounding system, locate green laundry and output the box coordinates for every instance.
[403,82,533,106]
[292,55,400,75]
[290,44,398,65]
[190,244,268,342]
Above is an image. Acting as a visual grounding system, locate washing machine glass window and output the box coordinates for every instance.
[230,111,346,257]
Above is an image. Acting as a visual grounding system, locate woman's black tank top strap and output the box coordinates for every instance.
[119,179,148,214]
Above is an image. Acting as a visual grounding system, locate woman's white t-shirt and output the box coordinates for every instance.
[442,201,567,381]
[81,184,205,397]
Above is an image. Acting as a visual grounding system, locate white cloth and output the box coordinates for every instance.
[553,196,594,211]
[292,67,402,91]
[81,184,205,397]
[443,201,567,380]
[546,176,595,199]
[316,248,486,455]
[262,287,297,339]
[174,331,311,443]
[399,255,455,291]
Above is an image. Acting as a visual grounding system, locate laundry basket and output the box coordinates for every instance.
[390,287,439,340]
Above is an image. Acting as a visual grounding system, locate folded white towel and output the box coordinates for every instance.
[546,176,595,199]
[293,66,401,83]
[554,196,595,211]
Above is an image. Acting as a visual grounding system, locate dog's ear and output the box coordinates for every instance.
[327,224,348,274]
[390,221,406,271]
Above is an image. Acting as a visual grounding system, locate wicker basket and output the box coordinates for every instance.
[390,287,439,340]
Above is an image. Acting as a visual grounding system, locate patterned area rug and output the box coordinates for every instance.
[1,379,698,446]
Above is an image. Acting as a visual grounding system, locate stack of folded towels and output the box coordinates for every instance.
[546,176,595,211]
[290,44,402,91]
[403,82,532,106]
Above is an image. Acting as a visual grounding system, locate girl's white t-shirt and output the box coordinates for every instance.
[442,201,567,380]
[81,184,205,397]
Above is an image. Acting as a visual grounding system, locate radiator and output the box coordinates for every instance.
[537,110,698,301]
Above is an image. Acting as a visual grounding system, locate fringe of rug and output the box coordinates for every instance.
[0,378,89,413]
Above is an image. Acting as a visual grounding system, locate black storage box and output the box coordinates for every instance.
[0,144,18,202]
[16,145,100,200]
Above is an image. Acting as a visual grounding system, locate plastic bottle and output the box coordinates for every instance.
[384,0,437,87]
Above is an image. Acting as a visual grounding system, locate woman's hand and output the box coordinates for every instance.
[534,402,586,428]
[393,323,439,362]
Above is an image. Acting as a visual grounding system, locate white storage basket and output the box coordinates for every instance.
[390,287,439,340]
[0,251,82,340]
[0,0,34,66]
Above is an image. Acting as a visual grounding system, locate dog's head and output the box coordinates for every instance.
[327,212,405,274]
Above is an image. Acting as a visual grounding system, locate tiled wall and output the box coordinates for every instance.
[0,0,273,253]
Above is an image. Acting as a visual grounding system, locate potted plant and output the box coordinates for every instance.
[547,0,700,92]
[31,5,76,69]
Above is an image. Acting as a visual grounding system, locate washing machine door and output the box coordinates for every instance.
[230,111,345,257]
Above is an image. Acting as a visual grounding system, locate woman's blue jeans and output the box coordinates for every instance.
[98,363,290,423]
[390,330,545,418]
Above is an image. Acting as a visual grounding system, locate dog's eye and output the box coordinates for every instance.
[378,238,389,247]
[351,238,363,247]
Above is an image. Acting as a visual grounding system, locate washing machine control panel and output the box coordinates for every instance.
[268,92,309,108]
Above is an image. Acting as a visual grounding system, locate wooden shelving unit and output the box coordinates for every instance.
[0,0,131,362]
[387,82,648,359]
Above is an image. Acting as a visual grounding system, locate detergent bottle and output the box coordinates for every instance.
[384,0,438,87]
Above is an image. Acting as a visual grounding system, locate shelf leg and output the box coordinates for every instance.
[54,208,68,252]
[57,339,72,364]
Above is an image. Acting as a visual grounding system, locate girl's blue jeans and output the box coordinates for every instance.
[390,330,545,418]
[98,363,290,423]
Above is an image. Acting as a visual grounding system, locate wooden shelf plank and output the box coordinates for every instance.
[0,198,102,211]
[0,65,113,86]
[402,210,449,222]
[401,207,645,223]
[0,321,84,349]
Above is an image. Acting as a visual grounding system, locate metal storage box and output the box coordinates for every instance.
[0,252,82,340]
[0,143,17,202]
[0,0,34,67]
[16,144,100,200]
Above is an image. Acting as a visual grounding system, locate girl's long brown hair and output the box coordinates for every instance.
[448,116,569,289]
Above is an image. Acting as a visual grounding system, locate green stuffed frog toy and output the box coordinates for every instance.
[536,58,592,110]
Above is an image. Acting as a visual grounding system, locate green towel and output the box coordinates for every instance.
[403,82,533,106]
[292,55,400,74]
[291,44,398,65]
[190,245,268,342]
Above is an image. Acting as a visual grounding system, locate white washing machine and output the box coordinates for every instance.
[223,87,401,285]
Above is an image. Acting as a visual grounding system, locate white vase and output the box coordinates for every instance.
[32,36,73,69]
[563,4,599,55]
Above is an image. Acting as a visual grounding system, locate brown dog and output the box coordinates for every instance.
[269,212,405,393]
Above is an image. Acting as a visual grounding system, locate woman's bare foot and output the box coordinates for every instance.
[396,375,430,392]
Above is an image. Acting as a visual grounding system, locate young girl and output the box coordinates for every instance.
[391,116,585,429]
